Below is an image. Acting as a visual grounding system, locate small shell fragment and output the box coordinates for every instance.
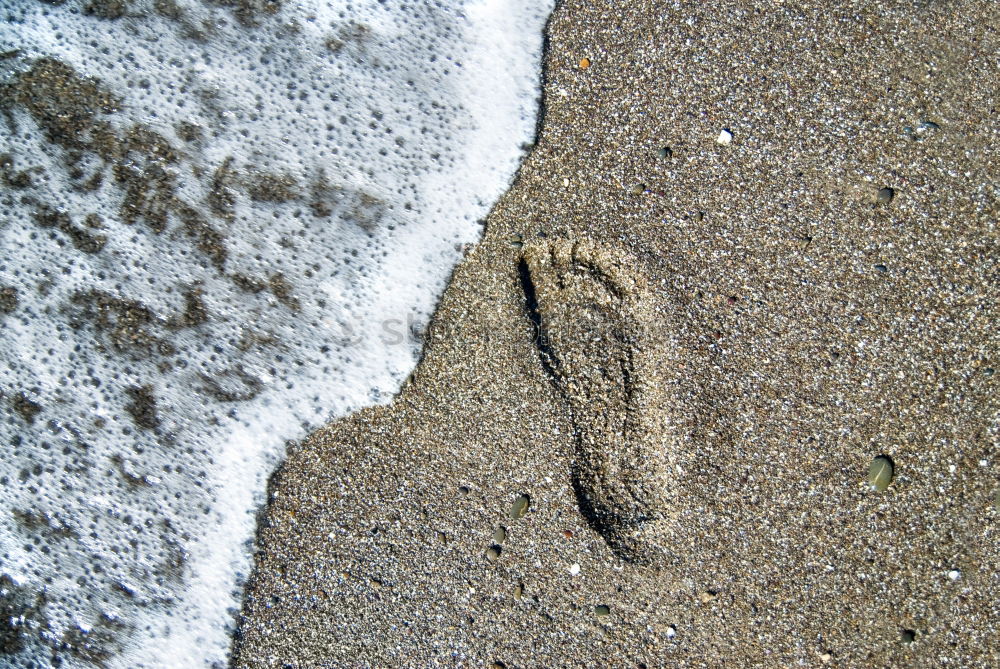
[868,455,894,491]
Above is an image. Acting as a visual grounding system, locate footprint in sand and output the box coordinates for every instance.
[518,239,677,566]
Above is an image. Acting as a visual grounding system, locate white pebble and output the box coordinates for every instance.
[569,563,581,576]
[666,625,677,638]
[716,128,733,145]
[947,570,961,581]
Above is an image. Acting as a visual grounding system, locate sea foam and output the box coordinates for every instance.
[0,0,552,665]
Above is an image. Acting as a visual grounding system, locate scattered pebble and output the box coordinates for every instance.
[569,563,580,576]
[513,583,524,600]
[657,146,673,160]
[562,529,574,539]
[877,187,895,204]
[630,183,646,195]
[831,46,846,58]
[594,604,611,618]
[868,455,894,491]
[458,485,470,496]
[509,494,530,519]
[493,527,507,544]
[665,624,677,638]
[874,264,888,273]
[901,629,917,644]
[486,545,502,562]
[579,57,591,69]
[699,590,718,604]
[947,569,961,581]
[716,128,733,145]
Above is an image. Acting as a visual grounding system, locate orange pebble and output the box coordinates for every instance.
[579,57,591,69]
[563,529,574,538]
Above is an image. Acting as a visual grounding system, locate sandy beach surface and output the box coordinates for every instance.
[233,1,998,666]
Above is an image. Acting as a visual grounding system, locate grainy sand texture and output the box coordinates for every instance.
[233,0,998,666]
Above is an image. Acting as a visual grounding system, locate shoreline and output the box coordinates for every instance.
[233,0,999,666]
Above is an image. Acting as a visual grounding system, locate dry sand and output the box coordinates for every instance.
[233,0,999,666]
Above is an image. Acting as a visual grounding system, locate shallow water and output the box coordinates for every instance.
[0,0,552,665]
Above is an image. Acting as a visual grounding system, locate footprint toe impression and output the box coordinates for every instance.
[519,239,676,566]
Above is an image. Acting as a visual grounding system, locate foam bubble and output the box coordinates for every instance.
[0,0,553,665]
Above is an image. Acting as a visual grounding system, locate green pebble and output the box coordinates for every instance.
[877,186,895,204]
[509,494,530,519]
[493,526,507,544]
[513,583,524,600]
[868,455,894,491]
[630,183,646,195]
[657,146,673,160]
[594,604,611,618]
[486,545,501,562]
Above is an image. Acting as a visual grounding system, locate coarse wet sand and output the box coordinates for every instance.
[232,1,999,666]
